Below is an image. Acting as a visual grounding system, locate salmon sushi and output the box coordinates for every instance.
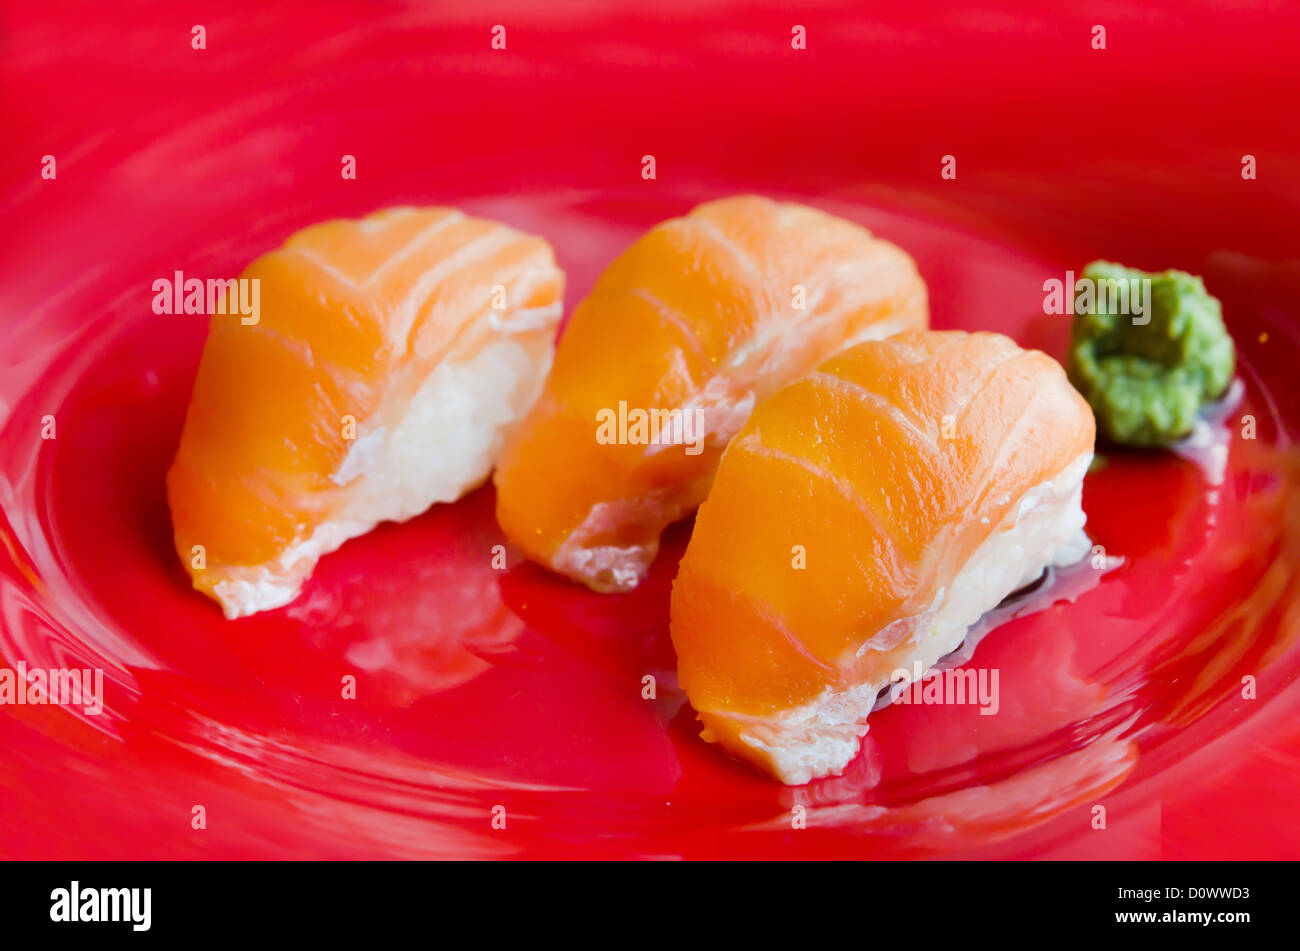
[669,330,1097,784]
[167,206,565,618]
[493,195,928,593]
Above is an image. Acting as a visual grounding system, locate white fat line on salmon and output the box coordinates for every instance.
[152,270,260,325]
[50,882,151,932]
[1043,270,1151,324]
[364,208,465,285]
[488,297,563,334]
[390,229,518,351]
[0,662,103,715]
[596,401,706,456]
[886,661,999,715]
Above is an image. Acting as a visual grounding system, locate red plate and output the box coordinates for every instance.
[2,0,1299,859]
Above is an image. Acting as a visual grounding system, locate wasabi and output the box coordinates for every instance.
[1066,261,1235,447]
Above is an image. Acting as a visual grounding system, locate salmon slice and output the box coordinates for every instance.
[493,195,928,592]
[669,330,1097,784]
[167,206,564,618]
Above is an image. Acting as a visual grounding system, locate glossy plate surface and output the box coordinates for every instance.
[2,0,1299,858]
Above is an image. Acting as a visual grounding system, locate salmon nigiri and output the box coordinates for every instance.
[670,330,1097,784]
[493,195,928,592]
[167,206,564,618]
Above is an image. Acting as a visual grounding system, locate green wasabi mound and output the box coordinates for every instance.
[1066,261,1235,447]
